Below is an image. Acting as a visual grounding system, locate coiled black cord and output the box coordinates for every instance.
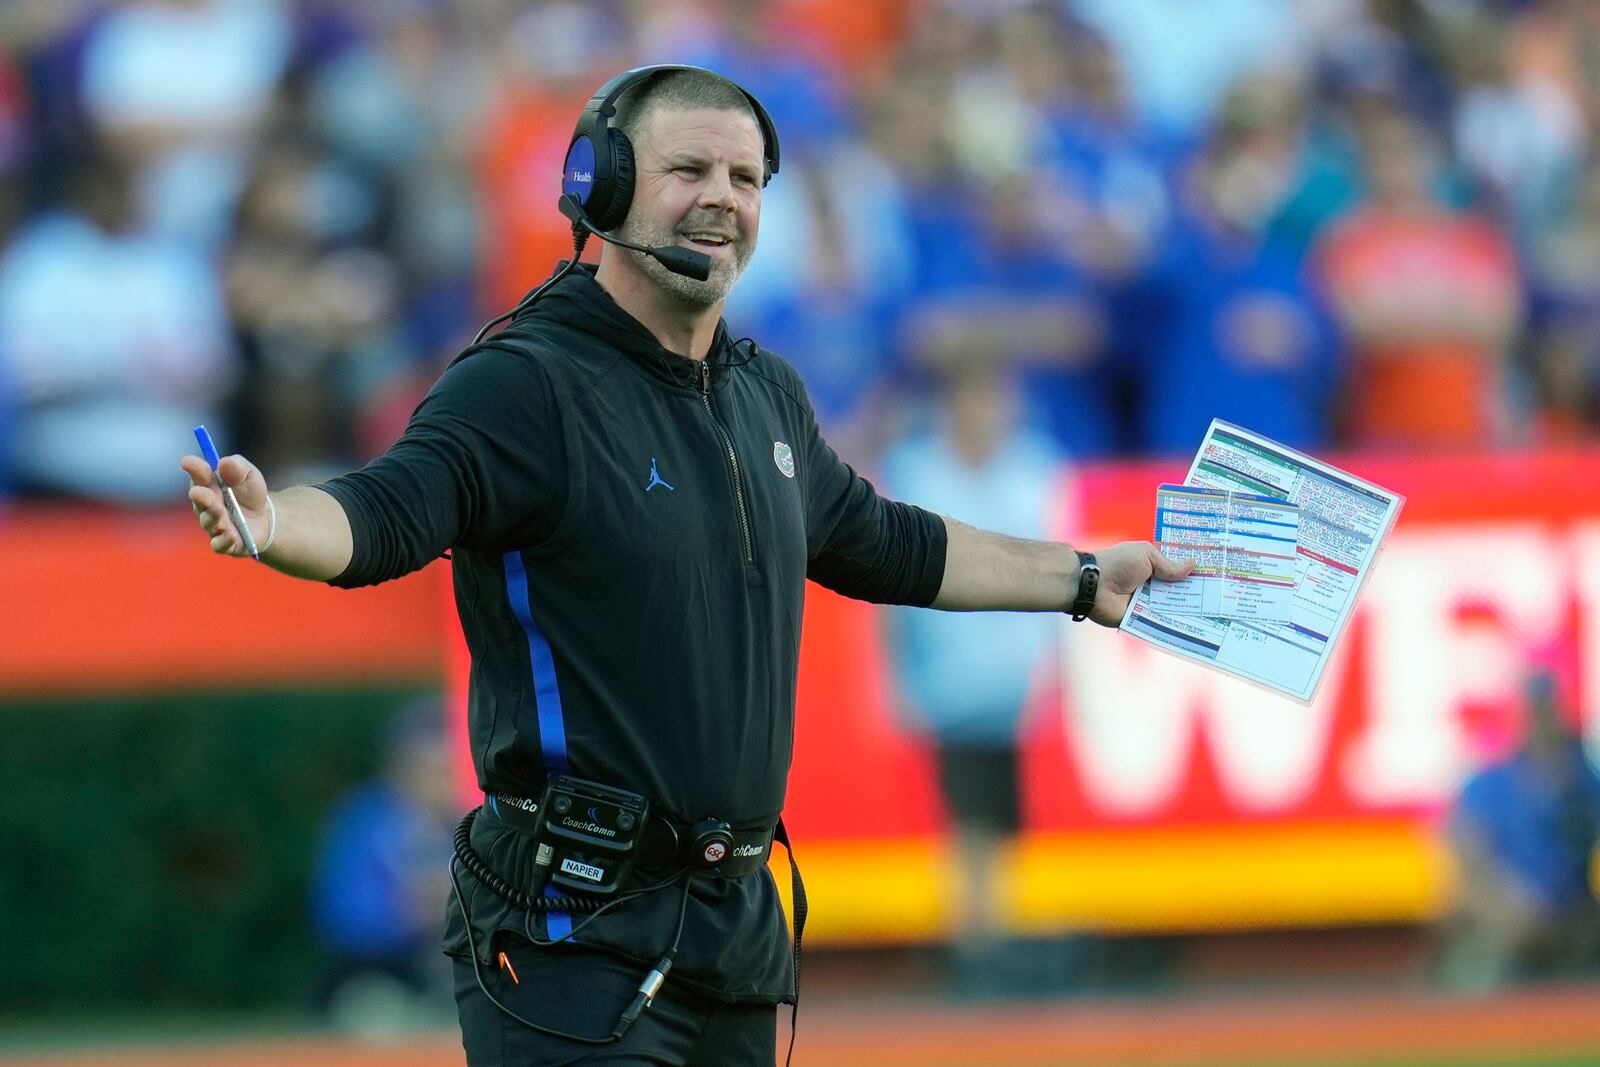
[452,807,607,914]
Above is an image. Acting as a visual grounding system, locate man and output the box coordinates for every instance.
[309,700,457,1032]
[1314,106,1520,449]
[182,66,1190,1067]
[1442,667,1600,990]
[880,361,1066,996]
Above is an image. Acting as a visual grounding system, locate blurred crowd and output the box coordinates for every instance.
[4,0,1600,503]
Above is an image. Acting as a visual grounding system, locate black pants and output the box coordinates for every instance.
[454,942,778,1067]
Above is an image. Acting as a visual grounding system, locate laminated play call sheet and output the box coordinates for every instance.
[1120,421,1404,704]
[1143,485,1301,624]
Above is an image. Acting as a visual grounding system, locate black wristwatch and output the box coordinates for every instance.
[1068,551,1100,621]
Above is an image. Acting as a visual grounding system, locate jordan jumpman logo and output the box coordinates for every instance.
[645,457,674,492]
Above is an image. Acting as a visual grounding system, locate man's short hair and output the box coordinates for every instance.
[614,69,761,152]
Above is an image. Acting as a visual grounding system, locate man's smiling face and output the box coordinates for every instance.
[613,105,765,309]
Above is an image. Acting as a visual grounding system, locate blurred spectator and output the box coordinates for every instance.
[1340,0,1481,128]
[1070,0,1318,139]
[224,130,406,478]
[765,0,911,84]
[1524,157,1600,443]
[724,156,913,462]
[890,11,1122,457]
[309,700,458,1035]
[1447,7,1586,240]
[1315,106,1521,450]
[474,0,626,312]
[0,31,26,497]
[79,0,293,245]
[0,352,13,499]
[227,3,489,473]
[0,45,27,224]
[1040,16,1174,278]
[880,362,1066,996]
[305,2,486,311]
[0,143,237,502]
[1440,667,1600,990]
[635,0,850,158]
[1129,76,1341,456]
[897,163,1118,457]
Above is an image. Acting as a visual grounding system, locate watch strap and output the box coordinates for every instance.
[1070,551,1099,621]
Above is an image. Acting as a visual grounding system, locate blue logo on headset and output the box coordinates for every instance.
[563,136,597,202]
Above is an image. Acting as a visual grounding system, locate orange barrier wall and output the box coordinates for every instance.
[0,507,444,695]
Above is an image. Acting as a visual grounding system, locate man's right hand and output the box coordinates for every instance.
[181,453,271,558]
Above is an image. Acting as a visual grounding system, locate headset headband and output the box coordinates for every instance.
[581,64,781,182]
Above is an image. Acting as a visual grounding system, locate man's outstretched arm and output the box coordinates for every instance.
[180,454,353,582]
[931,516,1192,627]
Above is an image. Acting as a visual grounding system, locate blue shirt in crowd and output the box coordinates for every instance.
[881,424,1066,745]
[309,782,449,960]
[1128,212,1340,456]
[1455,745,1600,914]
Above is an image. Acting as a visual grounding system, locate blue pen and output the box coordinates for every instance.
[193,425,259,561]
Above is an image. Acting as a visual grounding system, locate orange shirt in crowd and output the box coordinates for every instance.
[769,0,910,84]
[476,81,601,313]
[1317,210,1519,450]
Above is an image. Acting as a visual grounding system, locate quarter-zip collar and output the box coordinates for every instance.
[513,262,734,393]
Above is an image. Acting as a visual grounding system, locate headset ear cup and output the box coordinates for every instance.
[589,130,636,232]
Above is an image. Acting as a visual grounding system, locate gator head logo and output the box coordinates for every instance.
[773,441,795,478]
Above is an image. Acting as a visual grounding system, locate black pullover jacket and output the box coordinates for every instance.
[319,265,948,1002]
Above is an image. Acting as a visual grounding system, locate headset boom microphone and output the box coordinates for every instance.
[557,194,712,281]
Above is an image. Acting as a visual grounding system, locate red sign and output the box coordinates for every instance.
[770,451,1600,938]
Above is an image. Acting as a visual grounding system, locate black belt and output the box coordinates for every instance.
[482,791,777,879]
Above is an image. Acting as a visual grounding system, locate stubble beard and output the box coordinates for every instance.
[614,212,754,310]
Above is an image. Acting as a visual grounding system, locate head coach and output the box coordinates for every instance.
[182,65,1191,1067]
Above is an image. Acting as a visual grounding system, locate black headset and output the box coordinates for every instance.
[472,65,780,346]
[561,63,782,233]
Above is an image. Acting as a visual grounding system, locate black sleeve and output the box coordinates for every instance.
[801,400,947,606]
[318,344,567,588]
